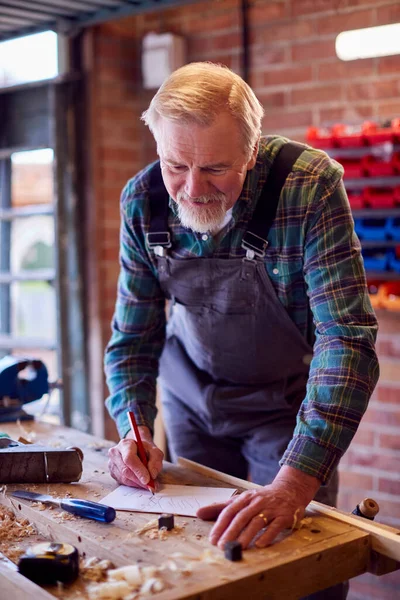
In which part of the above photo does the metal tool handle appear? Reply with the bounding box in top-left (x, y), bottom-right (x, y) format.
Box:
top-left (60, 499), bottom-right (116, 523)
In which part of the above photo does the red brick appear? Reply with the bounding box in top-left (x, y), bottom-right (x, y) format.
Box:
top-left (377, 3), bottom-right (400, 25)
top-left (378, 478), bottom-right (400, 496)
top-left (249, 1), bottom-right (288, 23)
top-left (100, 147), bottom-right (140, 165)
top-left (257, 91), bottom-right (286, 108)
top-left (377, 337), bottom-right (400, 359)
top-left (292, 40), bottom-right (337, 62)
top-left (346, 449), bottom-right (400, 474)
top-left (374, 78), bottom-right (400, 100)
top-left (346, 82), bottom-right (376, 102)
top-left (292, 0), bottom-right (334, 17)
top-left (261, 65), bottom-right (313, 87)
top-left (251, 19), bottom-right (314, 45)
top-left (373, 498), bottom-right (400, 521)
top-left (378, 55), bottom-right (400, 76)
top-left (291, 83), bottom-right (343, 106)
top-left (262, 109), bottom-right (313, 132)
top-left (318, 104), bottom-right (377, 124)
top-left (185, 11), bottom-right (239, 33)
top-left (251, 45), bottom-right (288, 68)
top-left (376, 386), bottom-right (400, 405)
top-left (101, 247), bottom-right (120, 262)
top-left (338, 470), bottom-right (374, 490)
top-left (378, 99), bottom-right (400, 119)
top-left (317, 58), bottom-right (375, 81)
top-left (379, 433), bottom-right (400, 451)
top-left (315, 9), bottom-right (374, 36)
top-left (210, 32), bottom-right (241, 52)
top-left (351, 427), bottom-right (375, 447)
top-left (363, 407), bottom-right (400, 426)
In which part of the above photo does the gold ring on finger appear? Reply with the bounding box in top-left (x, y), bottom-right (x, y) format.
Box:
top-left (258, 512), bottom-right (268, 526)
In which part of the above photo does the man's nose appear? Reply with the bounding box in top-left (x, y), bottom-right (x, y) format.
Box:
top-left (185, 169), bottom-right (209, 198)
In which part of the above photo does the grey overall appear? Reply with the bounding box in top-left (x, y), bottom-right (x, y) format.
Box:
top-left (149, 149), bottom-right (348, 599)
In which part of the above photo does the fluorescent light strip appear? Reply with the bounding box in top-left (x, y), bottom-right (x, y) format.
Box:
top-left (336, 23), bottom-right (400, 61)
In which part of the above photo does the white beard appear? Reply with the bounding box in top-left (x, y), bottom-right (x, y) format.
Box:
top-left (176, 191), bottom-right (228, 233)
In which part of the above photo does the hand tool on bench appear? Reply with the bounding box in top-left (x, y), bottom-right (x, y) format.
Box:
top-left (18, 542), bottom-right (80, 585)
top-left (0, 436), bottom-right (83, 483)
top-left (0, 355), bottom-right (61, 423)
top-left (10, 490), bottom-right (116, 523)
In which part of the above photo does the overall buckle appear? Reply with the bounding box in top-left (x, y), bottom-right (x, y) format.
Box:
top-left (146, 232), bottom-right (171, 250)
top-left (241, 231), bottom-right (268, 259)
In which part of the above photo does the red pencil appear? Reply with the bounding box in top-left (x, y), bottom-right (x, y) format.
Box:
top-left (127, 411), bottom-right (156, 495)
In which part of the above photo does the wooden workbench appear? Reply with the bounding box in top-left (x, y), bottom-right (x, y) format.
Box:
top-left (0, 421), bottom-right (399, 600)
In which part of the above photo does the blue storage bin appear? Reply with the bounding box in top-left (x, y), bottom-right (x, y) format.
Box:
top-left (388, 250), bottom-right (400, 273)
top-left (386, 217), bottom-right (400, 241)
top-left (361, 247), bottom-right (389, 271)
top-left (355, 218), bottom-right (388, 241)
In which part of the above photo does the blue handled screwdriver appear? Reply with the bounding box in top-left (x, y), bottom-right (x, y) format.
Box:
top-left (10, 490), bottom-right (116, 523)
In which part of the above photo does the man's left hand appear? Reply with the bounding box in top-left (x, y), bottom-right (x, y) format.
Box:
top-left (196, 466), bottom-right (321, 549)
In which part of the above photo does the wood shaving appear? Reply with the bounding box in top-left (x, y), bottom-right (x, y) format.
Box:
top-left (135, 519), bottom-right (186, 540)
top-left (31, 501), bottom-right (47, 511)
top-left (140, 577), bottom-right (165, 595)
top-left (81, 557), bottom-right (115, 582)
top-left (292, 513), bottom-right (313, 531)
top-left (88, 563), bottom-right (166, 599)
top-left (87, 580), bottom-right (131, 599)
top-left (56, 511), bottom-right (77, 521)
top-left (0, 507), bottom-right (36, 543)
top-left (16, 420), bottom-right (36, 442)
top-left (135, 519), bottom-right (158, 535)
top-left (292, 508), bottom-right (301, 530)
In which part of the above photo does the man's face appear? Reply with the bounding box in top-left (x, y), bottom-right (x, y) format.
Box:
top-left (157, 112), bottom-right (257, 233)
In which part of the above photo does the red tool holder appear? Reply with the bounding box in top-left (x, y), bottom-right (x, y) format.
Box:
top-left (307, 118), bottom-right (400, 284)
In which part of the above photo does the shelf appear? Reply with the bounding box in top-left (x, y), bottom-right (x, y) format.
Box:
top-left (360, 240), bottom-right (400, 248)
top-left (365, 271), bottom-right (400, 280)
top-left (352, 209), bottom-right (400, 218)
top-left (326, 144), bottom-right (400, 159)
top-left (344, 176), bottom-right (400, 189)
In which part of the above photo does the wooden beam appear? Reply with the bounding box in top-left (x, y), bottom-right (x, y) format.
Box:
top-left (0, 552), bottom-right (56, 600)
top-left (177, 457), bottom-right (400, 562)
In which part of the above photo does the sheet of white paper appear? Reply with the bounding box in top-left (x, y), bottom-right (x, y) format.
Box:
top-left (101, 484), bottom-right (237, 517)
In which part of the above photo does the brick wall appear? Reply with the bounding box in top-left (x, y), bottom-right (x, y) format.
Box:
top-left (84, 2), bottom-right (400, 596)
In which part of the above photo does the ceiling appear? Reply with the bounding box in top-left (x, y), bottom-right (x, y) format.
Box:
top-left (0, 0), bottom-right (200, 42)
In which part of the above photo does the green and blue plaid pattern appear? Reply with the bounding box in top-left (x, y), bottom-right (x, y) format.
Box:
top-left (104, 135), bottom-right (379, 484)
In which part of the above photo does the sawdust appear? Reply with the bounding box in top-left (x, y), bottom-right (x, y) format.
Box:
top-left (87, 441), bottom-right (112, 451)
top-left (0, 506), bottom-right (36, 564)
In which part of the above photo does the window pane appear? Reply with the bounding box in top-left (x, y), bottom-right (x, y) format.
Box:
top-left (11, 216), bottom-right (55, 273)
top-left (0, 31), bottom-right (58, 88)
top-left (10, 281), bottom-right (57, 341)
top-left (11, 149), bottom-right (54, 207)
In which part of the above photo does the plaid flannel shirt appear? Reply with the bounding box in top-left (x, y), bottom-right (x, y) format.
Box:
top-left (104, 135), bottom-right (379, 484)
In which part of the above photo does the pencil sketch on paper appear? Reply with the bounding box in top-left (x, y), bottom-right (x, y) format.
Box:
top-left (101, 484), bottom-right (237, 517)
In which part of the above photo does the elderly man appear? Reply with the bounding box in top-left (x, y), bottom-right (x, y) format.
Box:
top-left (105, 62), bottom-right (379, 598)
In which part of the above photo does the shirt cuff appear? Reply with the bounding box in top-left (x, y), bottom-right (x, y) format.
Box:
top-left (114, 406), bottom-right (156, 440)
top-left (279, 435), bottom-right (342, 485)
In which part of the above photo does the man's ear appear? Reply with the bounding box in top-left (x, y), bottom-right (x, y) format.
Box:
top-left (247, 138), bottom-right (259, 170)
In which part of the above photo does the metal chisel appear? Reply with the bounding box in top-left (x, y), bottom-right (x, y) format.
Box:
top-left (10, 490), bottom-right (116, 523)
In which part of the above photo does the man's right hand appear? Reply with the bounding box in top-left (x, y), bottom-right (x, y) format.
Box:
top-left (107, 426), bottom-right (164, 489)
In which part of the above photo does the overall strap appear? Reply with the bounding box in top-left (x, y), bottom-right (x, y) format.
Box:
top-left (147, 142), bottom-right (306, 256)
top-left (146, 161), bottom-right (171, 254)
top-left (241, 141), bottom-right (305, 259)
